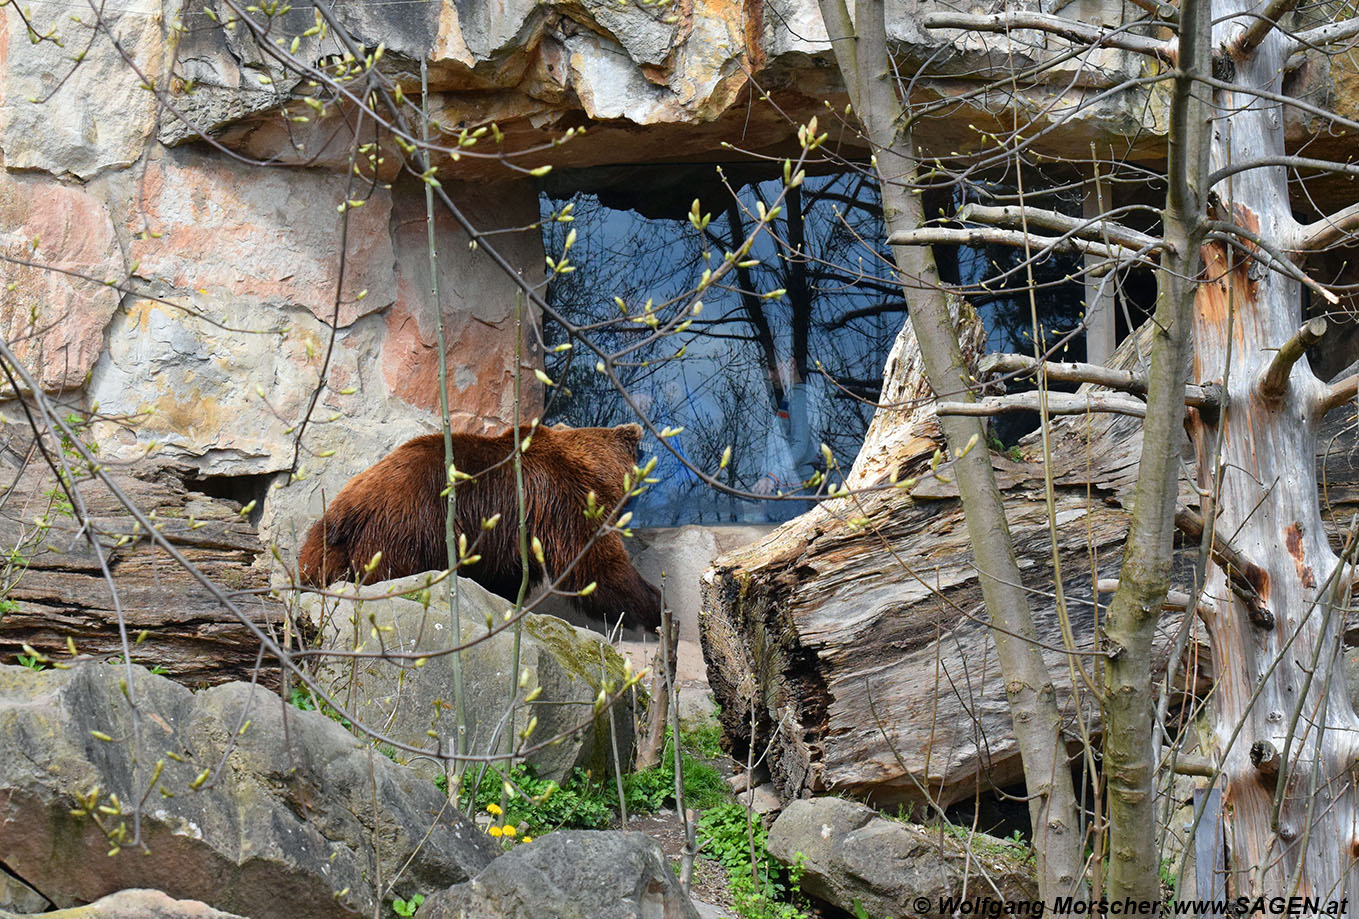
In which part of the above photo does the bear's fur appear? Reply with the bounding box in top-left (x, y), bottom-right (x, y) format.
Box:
top-left (298, 423), bottom-right (662, 631)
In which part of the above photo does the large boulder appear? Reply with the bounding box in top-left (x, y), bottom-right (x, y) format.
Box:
top-left (302, 573), bottom-right (638, 784)
top-left (0, 889), bottom-right (247, 919)
top-left (0, 662), bottom-right (497, 918)
top-left (416, 831), bottom-right (701, 919)
top-left (766, 797), bottom-right (1037, 919)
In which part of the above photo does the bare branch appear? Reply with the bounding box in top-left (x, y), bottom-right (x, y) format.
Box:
top-left (1232, 0), bottom-right (1302, 57)
top-left (1250, 739), bottom-right (1282, 786)
top-left (1205, 222), bottom-right (1340, 305)
top-left (1289, 202), bottom-right (1359, 253)
top-left (920, 11), bottom-right (1177, 60)
top-left (936, 392), bottom-right (1149, 418)
top-left (957, 204), bottom-right (1161, 251)
top-left (1259, 317), bottom-right (1327, 401)
top-left (886, 226), bottom-right (1144, 265)
top-left (1096, 579), bottom-right (1191, 610)
top-left (1287, 16), bottom-right (1359, 55)
top-left (1174, 510), bottom-right (1275, 629)
top-left (1172, 757), bottom-right (1219, 778)
top-left (1320, 374), bottom-right (1358, 416)
top-left (979, 353), bottom-right (1221, 408)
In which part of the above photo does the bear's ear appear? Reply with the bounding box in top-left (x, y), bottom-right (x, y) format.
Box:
top-left (614, 423), bottom-right (643, 452)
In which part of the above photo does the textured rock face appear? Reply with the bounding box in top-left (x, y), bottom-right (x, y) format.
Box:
top-left (114, 148), bottom-right (399, 328)
top-left (0, 457), bottom-right (283, 688)
top-left (88, 296), bottom-right (388, 475)
top-left (383, 181), bottom-right (544, 424)
top-left (766, 798), bottom-right (1037, 919)
top-left (0, 662), bottom-right (498, 918)
top-left (302, 573), bottom-right (637, 784)
top-left (0, 172), bottom-right (122, 392)
top-left (0, 1), bottom-right (168, 178)
top-left (416, 831), bottom-right (702, 919)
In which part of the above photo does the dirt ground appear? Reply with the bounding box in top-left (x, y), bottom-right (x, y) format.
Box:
top-left (627, 810), bottom-right (737, 913)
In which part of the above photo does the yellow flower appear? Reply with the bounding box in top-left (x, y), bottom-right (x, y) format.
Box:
top-left (486, 803), bottom-right (502, 816)
top-left (487, 825), bottom-right (503, 837)
top-left (521, 836), bottom-right (532, 844)
top-left (503, 825), bottom-right (517, 838)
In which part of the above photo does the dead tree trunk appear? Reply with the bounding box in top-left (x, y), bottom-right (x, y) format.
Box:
top-left (767, 0), bottom-right (1359, 893)
top-left (702, 310), bottom-right (1359, 828)
top-left (1183, 2), bottom-right (1359, 890)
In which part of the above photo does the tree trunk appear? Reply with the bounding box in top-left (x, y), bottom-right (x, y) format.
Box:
top-left (814, 0), bottom-right (1090, 896)
top-left (1102, 0), bottom-right (1210, 896)
top-left (1188, 2), bottom-right (1359, 892)
top-left (704, 315), bottom-right (1183, 807)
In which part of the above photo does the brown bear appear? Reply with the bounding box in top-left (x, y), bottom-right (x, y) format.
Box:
top-left (298, 423), bottom-right (662, 631)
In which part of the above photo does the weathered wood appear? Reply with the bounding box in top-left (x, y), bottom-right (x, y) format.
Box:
top-left (979, 352), bottom-right (1221, 409)
top-left (1183, 0), bottom-right (1359, 883)
top-left (700, 324), bottom-right (1359, 810)
top-left (707, 318), bottom-right (1136, 806)
top-left (0, 443), bottom-right (285, 686)
top-left (937, 391), bottom-right (1149, 418)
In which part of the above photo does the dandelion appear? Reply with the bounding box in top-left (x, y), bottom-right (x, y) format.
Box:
top-left (486, 803), bottom-right (502, 816)
top-left (521, 836), bottom-right (532, 843)
top-left (503, 825), bottom-right (518, 838)
top-left (487, 825), bottom-right (503, 838)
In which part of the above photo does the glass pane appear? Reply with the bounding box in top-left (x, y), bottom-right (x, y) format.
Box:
top-left (541, 172), bottom-right (898, 525)
top-left (539, 171), bottom-right (1089, 524)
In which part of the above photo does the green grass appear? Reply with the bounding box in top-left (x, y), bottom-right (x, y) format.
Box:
top-left (434, 726), bottom-right (731, 837)
top-left (458, 763), bottom-right (616, 835)
top-left (287, 684), bottom-right (351, 729)
top-left (624, 726), bottom-right (729, 813)
top-left (421, 721), bottom-right (810, 919)
top-left (15, 653), bottom-right (45, 671)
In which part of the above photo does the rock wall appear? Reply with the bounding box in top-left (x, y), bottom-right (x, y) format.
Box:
top-left (0, 0), bottom-right (1355, 569)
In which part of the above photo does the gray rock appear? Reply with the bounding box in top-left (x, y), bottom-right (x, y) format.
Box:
top-left (690, 901), bottom-right (736, 919)
top-left (676, 685), bottom-right (719, 733)
top-left (303, 573), bottom-right (637, 784)
top-left (0, 889), bottom-right (247, 919)
top-left (629, 527), bottom-right (721, 644)
top-left (0, 662), bottom-right (497, 919)
top-left (0, 0), bottom-right (164, 177)
top-left (738, 783), bottom-right (782, 815)
top-left (161, 2), bottom-right (441, 148)
top-left (766, 797), bottom-right (1037, 919)
top-left (0, 872), bottom-right (49, 914)
top-left (417, 831), bottom-right (701, 919)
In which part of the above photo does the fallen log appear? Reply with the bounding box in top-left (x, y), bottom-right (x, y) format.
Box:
top-left (0, 439), bottom-right (285, 686)
top-left (701, 317), bottom-right (1359, 809)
